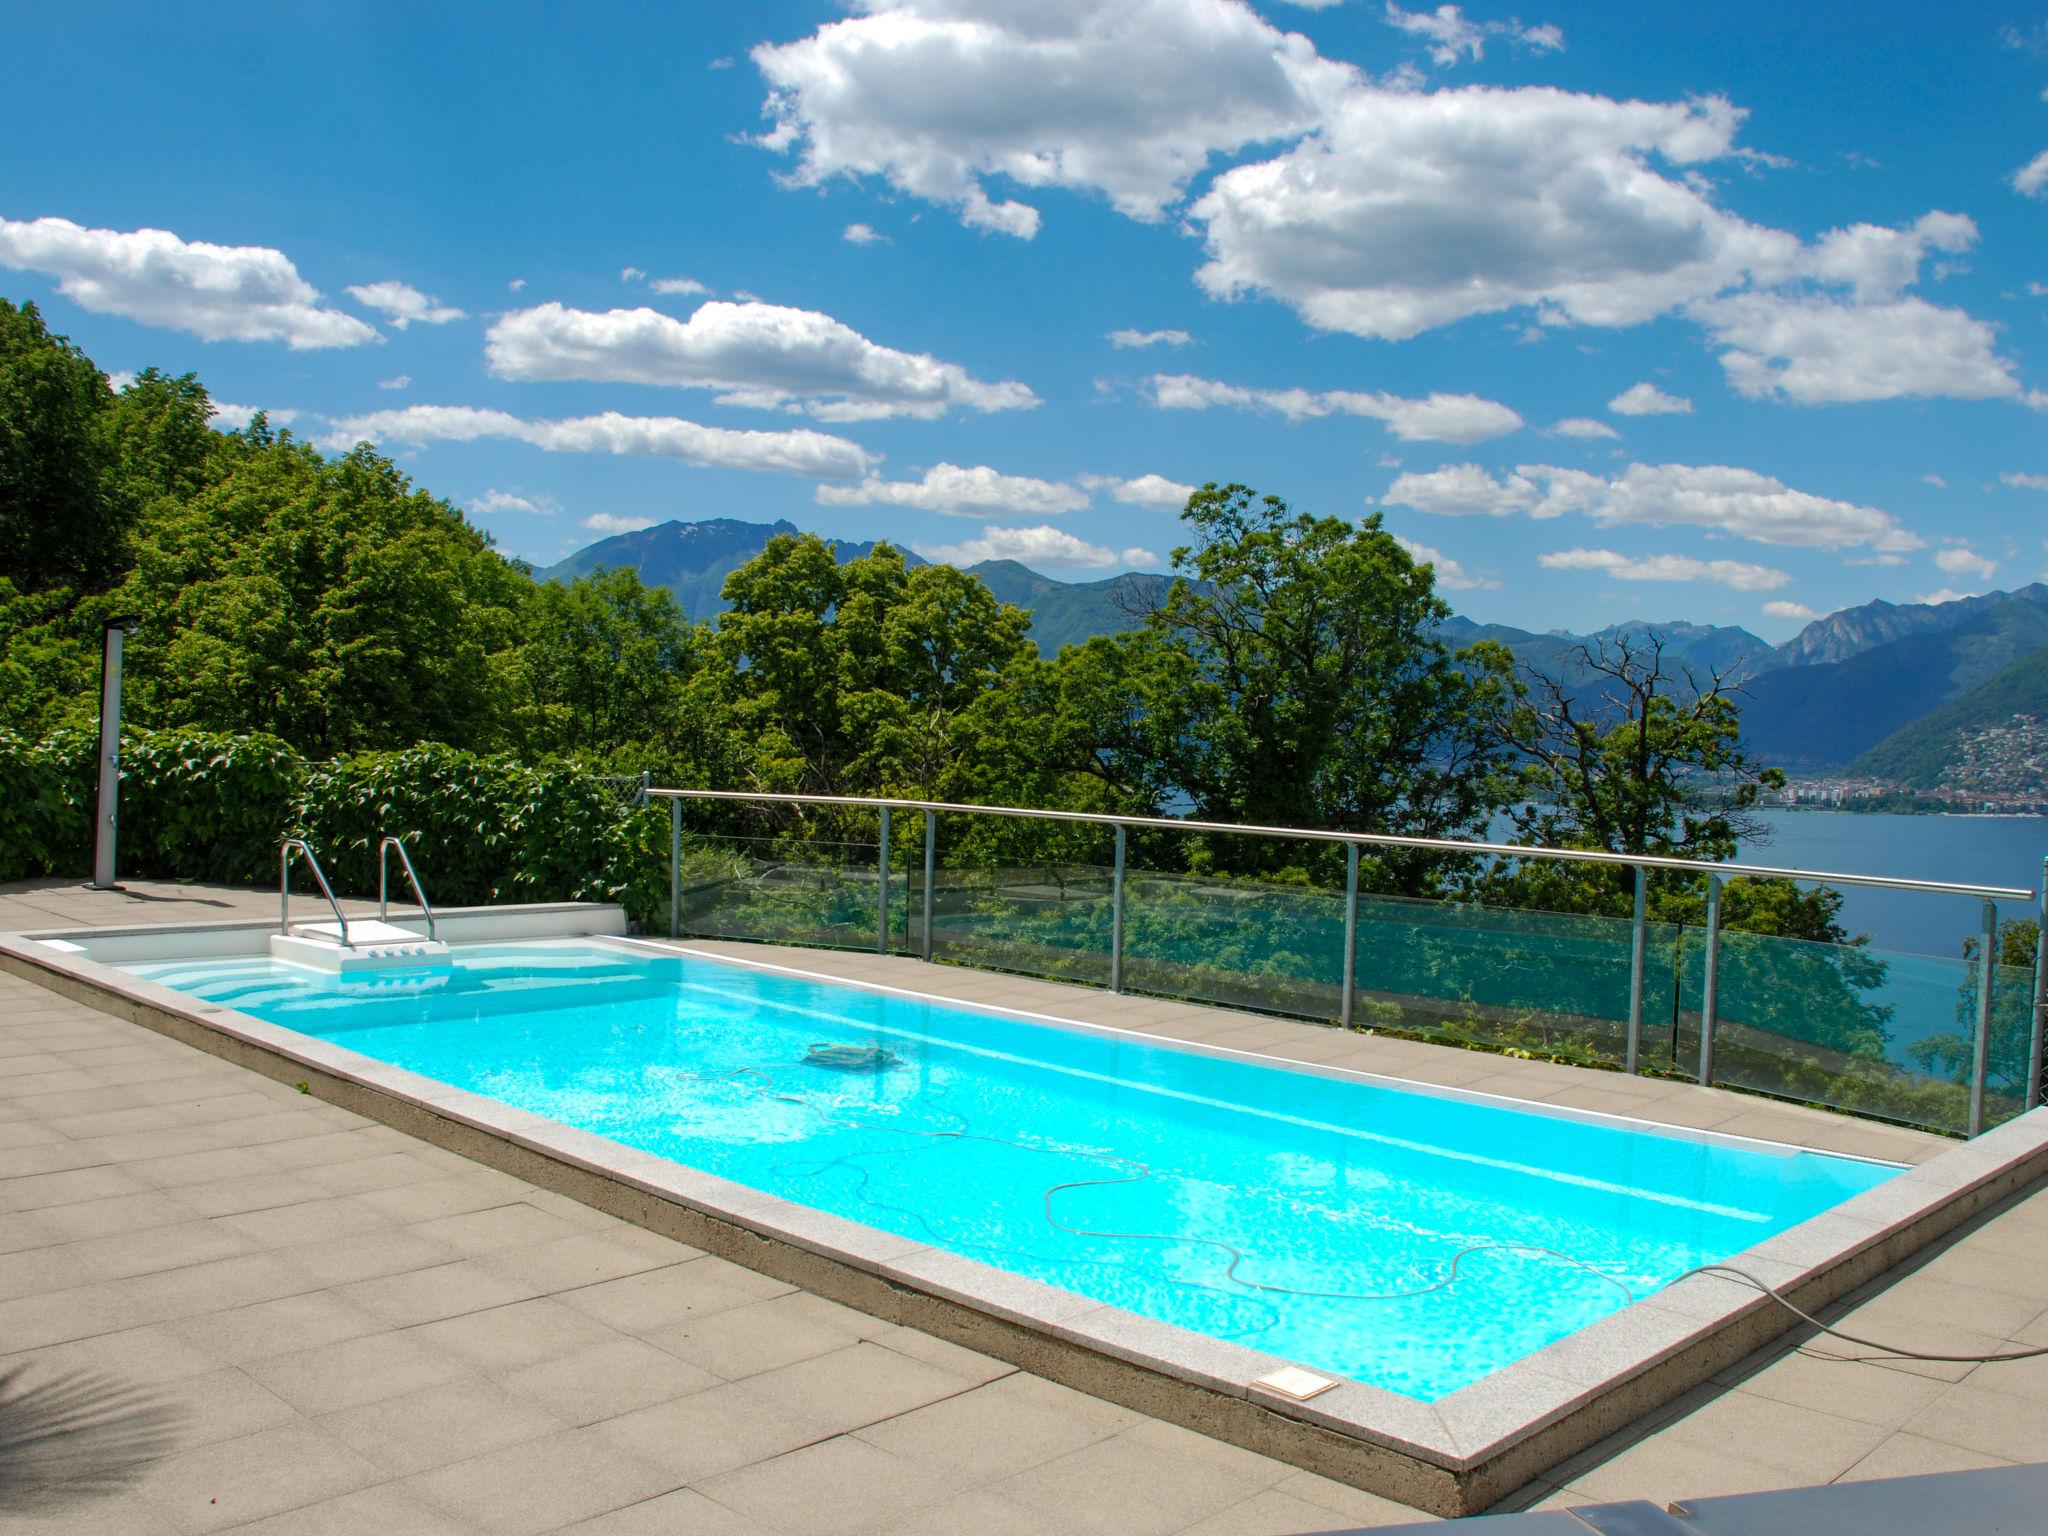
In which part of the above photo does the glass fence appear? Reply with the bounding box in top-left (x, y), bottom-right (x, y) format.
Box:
top-left (654, 794), bottom-right (2044, 1140)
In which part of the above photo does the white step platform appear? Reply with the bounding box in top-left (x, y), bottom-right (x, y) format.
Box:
top-left (270, 918), bottom-right (452, 973)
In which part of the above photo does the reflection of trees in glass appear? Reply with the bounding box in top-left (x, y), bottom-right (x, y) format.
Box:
top-left (1912, 917), bottom-right (2040, 1100)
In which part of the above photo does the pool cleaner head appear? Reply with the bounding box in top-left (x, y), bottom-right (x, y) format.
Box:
top-left (802, 1042), bottom-right (902, 1073)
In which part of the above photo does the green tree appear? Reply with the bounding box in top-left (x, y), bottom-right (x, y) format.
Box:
top-left (515, 567), bottom-right (702, 761)
top-left (0, 299), bottom-right (126, 592)
top-left (709, 535), bottom-right (1034, 797)
top-left (119, 436), bottom-right (529, 754)
top-left (1027, 486), bottom-right (1513, 867)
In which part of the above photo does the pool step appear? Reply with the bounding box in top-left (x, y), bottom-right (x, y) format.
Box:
top-left (270, 919), bottom-right (453, 973)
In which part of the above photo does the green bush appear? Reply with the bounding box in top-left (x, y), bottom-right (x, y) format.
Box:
top-left (0, 727), bottom-right (661, 922)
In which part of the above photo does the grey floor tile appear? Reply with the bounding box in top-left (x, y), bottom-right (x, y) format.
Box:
top-left (402, 1425), bottom-right (682, 1536)
top-left (504, 1335), bottom-right (720, 1426)
top-left (124, 1421), bottom-right (385, 1534)
top-left (317, 1375), bottom-right (571, 1476)
top-left (693, 1435), bottom-right (958, 1536)
top-left (243, 1330), bottom-right (477, 1416)
top-left (592, 1380), bottom-right (836, 1482)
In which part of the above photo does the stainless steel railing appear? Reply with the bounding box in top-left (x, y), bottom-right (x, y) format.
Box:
top-left (279, 839), bottom-right (352, 948)
top-left (649, 788), bottom-right (2048, 1134)
top-left (378, 836), bottom-right (437, 940)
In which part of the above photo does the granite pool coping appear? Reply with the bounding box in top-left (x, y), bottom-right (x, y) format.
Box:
top-left (4, 915), bottom-right (2044, 1517)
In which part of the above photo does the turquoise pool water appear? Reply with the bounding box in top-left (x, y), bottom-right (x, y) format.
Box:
top-left (125, 940), bottom-right (1897, 1400)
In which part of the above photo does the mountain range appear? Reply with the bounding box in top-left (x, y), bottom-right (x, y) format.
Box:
top-left (540, 520), bottom-right (2048, 787)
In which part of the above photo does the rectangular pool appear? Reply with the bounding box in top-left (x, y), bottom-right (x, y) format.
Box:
top-left (124, 938), bottom-right (1898, 1401)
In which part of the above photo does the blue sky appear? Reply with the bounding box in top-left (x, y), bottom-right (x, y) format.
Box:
top-left (3, 1), bottom-right (2046, 639)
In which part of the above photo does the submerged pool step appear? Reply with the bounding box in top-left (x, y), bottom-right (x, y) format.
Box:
top-left (271, 919), bottom-right (453, 975)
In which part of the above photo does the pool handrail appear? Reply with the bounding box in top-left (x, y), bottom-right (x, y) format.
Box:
top-left (378, 835), bottom-right (437, 941)
top-left (279, 838), bottom-right (352, 949)
top-left (648, 788), bottom-right (2048, 1135)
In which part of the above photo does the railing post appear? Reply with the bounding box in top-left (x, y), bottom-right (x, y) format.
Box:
top-left (1626, 865), bottom-right (1648, 1075)
top-left (2031, 858), bottom-right (2047, 1112)
top-left (921, 810), bottom-right (936, 963)
top-left (1697, 874), bottom-right (1722, 1086)
top-left (668, 798), bottom-right (682, 939)
top-left (878, 806), bottom-right (891, 955)
top-left (1110, 824), bottom-right (1127, 994)
top-left (1971, 897), bottom-right (1998, 1136)
top-left (1340, 842), bottom-right (1360, 1029)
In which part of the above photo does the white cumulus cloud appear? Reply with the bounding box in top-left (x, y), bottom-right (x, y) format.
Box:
top-left (377, 374), bottom-right (410, 390)
top-left (842, 223), bottom-right (887, 245)
top-left (2002, 472), bottom-right (2048, 491)
top-left (816, 463), bottom-right (1090, 519)
top-left (1382, 461), bottom-right (1921, 552)
top-left (1538, 547), bottom-right (1790, 591)
top-left (651, 276), bottom-right (709, 295)
top-left (1762, 599), bottom-right (1819, 620)
top-left (1108, 328), bottom-right (1195, 348)
top-left (1082, 473), bottom-right (1197, 511)
top-left (1392, 534), bottom-right (1497, 589)
top-left (469, 490), bottom-right (555, 517)
top-left (1551, 417), bottom-right (1620, 439)
top-left (1382, 4), bottom-right (1564, 67)
top-left (345, 280), bottom-right (464, 330)
top-left (484, 300), bottom-right (1037, 421)
top-left (1147, 373), bottom-right (1522, 443)
top-left (584, 513), bottom-right (656, 535)
top-left (0, 215), bottom-right (377, 348)
top-left (915, 525), bottom-right (1158, 571)
top-left (1608, 381), bottom-right (1692, 416)
top-left (751, 0), bottom-right (1354, 238)
top-left (208, 401), bottom-right (300, 431)
top-left (2014, 150), bottom-right (2048, 199)
top-left (1935, 544), bottom-right (1997, 581)
top-left (322, 404), bottom-right (874, 479)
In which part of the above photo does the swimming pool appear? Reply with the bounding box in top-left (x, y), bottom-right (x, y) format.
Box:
top-left (124, 938), bottom-right (1899, 1401)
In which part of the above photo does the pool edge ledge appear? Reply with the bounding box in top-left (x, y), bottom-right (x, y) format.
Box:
top-left (4, 926), bottom-right (2044, 1519)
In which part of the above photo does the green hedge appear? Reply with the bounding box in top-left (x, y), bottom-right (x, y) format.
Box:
top-left (0, 727), bottom-right (659, 920)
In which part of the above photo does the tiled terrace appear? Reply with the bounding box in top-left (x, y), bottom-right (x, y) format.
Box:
top-left (4, 881), bottom-right (2047, 1532)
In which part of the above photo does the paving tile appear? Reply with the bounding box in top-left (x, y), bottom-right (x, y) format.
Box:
top-left (1719, 1348), bottom-right (1950, 1428)
top-left (31, 1189), bottom-right (209, 1243)
top-left (0, 1321), bottom-right (223, 1386)
top-left (171, 1171), bottom-right (336, 1219)
top-left (317, 1375), bottom-right (570, 1476)
top-left (1177, 1486), bottom-right (1413, 1535)
top-left (649, 1290), bottom-right (872, 1381)
top-left (504, 1335), bottom-right (720, 1426)
top-left (0, 1137), bottom-right (114, 1178)
top-left (402, 1425), bottom-right (682, 1536)
top-left (695, 1434), bottom-right (958, 1536)
top-left (335, 1258), bottom-right (544, 1328)
top-left (559, 1258), bottom-right (790, 1336)
top-left (115, 1147), bottom-right (283, 1190)
top-left (592, 1380), bottom-right (836, 1482)
top-left (866, 1488), bottom-right (1066, 1536)
top-left (1271, 1468), bottom-right (1429, 1526)
top-left (354, 1171), bottom-right (539, 1225)
top-left (411, 1200), bottom-right (594, 1257)
top-left (557, 1486), bottom-right (786, 1534)
top-left (0, 1242), bottom-right (97, 1300)
top-left (1836, 1430), bottom-right (2016, 1482)
top-left (243, 1330), bottom-right (477, 1415)
top-left (149, 1364), bottom-right (302, 1450)
top-left (411, 1295), bottom-right (626, 1374)
top-left (276, 1227), bottom-right (464, 1289)
top-left (0, 1163), bottom-right (151, 1212)
top-left (476, 1225), bottom-right (688, 1294)
top-left (295, 1149), bottom-right (447, 1196)
top-left (990, 1427), bottom-right (1286, 1536)
top-left (124, 1421), bottom-right (384, 1534)
top-left (64, 1219), bottom-right (260, 1282)
top-left (854, 1373), bottom-right (1136, 1483)
top-left (1655, 1390), bottom-right (1889, 1479)
top-left (1898, 1380), bottom-right (2048, 1462)
top-left (161, 1289), bottom-right (389, 1366)
top-left (204, 1480), bottom-right (479, 1536)
top-left (743, 1341), bottom-right (985, 1435)
top-left (1559, 1435), bottom-right (1801, 1507)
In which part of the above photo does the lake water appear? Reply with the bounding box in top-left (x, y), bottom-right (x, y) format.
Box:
top-left (1739, 811), bottom-right (2046, 959)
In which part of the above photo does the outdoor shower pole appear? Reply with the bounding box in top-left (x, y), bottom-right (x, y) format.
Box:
top-left (1697, 874), bottom-right (1722, 1087)
top-left (668, 798), bottom-right (681, 939)
top-left (1340, 842), bottom-right (1360, 1030)
top-left (87, 617), bottom-right (138, 890)
top-left (1971, 897), bottom-right (1998, 1136)
top-left (1110, 824), bottom-right (1127, 994)
top-left (2030, 858), bottom-right (2047, 1112)
top-left (877, 806), bottom-right (891, 955)
top-left (921, 810), bottom-right (935, 964)
top-left (1625, 865), bottom-right (1648, 1074)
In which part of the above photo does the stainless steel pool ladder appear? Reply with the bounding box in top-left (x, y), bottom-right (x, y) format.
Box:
top-left (279, 839), bottom-right (353, 947)
top-left (378, 836), bottom-right (437, 940)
